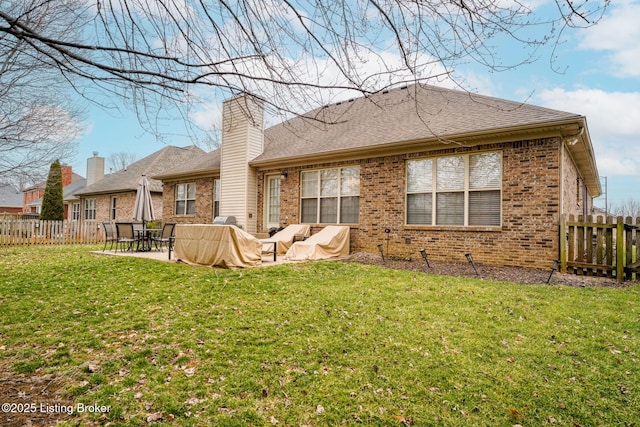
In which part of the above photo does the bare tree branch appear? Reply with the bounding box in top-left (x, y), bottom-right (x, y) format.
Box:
top-left (0, 0), bottom-right (609, 180)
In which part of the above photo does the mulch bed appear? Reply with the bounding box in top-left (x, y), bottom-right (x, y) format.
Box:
top-left (345, 252), bottom-right (633, 288)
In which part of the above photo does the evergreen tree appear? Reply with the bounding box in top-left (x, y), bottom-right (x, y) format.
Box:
top-left (40, 160), bottom-right (64, 221)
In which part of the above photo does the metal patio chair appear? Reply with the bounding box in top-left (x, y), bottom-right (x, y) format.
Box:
top-left (151, 222), bottom-right (176, 252)
top-left (115, 222), bottom-right (139, 252)
top-left (102, 222), bottom-right (117, 252)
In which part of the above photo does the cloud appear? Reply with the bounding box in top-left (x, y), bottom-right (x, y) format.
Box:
top-left (577, 0), bottom-right (640, 77)
top-left (536, 88), bottom-right (640, 177)
top-left (190, 101), bottom-right (223, 130)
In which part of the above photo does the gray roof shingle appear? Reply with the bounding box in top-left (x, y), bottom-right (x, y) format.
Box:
top-left (150, 84), bottom-right (598, 195)
top-left (0, 184), bottom-right (22, 208)
top-left (153, 149), bottom-right (221, 179)
top-left (253, 84), bottom-right (580, 164)
top-left (74, 145), bottom-right (205, 196)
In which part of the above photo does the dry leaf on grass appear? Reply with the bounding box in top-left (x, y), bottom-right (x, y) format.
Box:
top-left (392, 414), bottom-right (412, 426)
top-left (146, 412), bottom-right (162, 423)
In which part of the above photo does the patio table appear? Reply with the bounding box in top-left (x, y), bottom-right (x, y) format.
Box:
top-left (135, 228), bottom-right (161, 252)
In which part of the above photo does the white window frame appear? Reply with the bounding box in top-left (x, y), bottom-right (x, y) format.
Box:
top-left (110, 196), bottom-right (117, 221)
top-left (406, 152), bottom-right (502, 227)
top-left (72, 202), bottom-right (81, 221)
top-left (300, 166), bottom-right (360, 224)
top-left (175, 183), bottom-right (196, 216)
top-left (84, 198), bottom-right (96, 220)
top-left (264, 175), bottom-right (281, 228)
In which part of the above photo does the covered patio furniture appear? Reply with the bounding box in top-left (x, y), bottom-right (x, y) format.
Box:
top-left (102, 222), bottom-right (116, 252)
top-left (284, 225), bottom-right (350, 261)
top-left (173, 224), bottom-right (262, 269)
top-left (115, 222), bottom-right (140, 252)
top-left (152, 223), bottom-right (176, 252)
top-left (260, 224), bottom-right (310, 255)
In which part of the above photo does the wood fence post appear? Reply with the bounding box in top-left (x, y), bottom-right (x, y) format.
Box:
top-left (559, 215), bottom-right (567, 273)
top-left (568, 214), bottom-right (575, 274)
top-left (596, 216), bottom-right (604, 269)
top-left (585, 214), bottom-right (593, 265)
top-left (606, 216), bottom-right (614, 276)
top-left (626, 216), bottom-right (634, 281)
top-left (616, 216), bottom-right (624, 282)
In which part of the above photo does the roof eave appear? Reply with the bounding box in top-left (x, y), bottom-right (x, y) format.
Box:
top-left (564, 118), bottom-right (601, 197)
top-left (152, 168), bottom-right (220, 181)
top-left (73, 188), bottom-right (158, 197)
top-left (251, 119), bottom-right (587, 170)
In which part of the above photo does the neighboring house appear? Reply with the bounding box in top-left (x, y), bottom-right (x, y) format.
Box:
top-left (73, 146), bottom-right (205, 223)
top-left (63, 178), bottom-right (89, 221)
top-left (154, 84), bottom-right (601, 269)
top-left (0, 183), bottom-right (23, 214)
top-left (28, 177), bottom-right (88, 220)
top-left (22, 165), bottom-right (85, 219)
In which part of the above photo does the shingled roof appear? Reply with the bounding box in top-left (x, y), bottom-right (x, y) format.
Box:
top-left (75, 145), bottom-right (205, 196)
top-left (152, 84), bottom-right (599, 195)
top-left (29, 178), bottom-right (88, 206)
top-left (250, 83), bottom-right (599, 195)
top-left (252, 83), bottom-right (583, 166)
top-left (153, 149), bottom-right (221, 180)
top-left (0, 184), bottom-right (22, 209)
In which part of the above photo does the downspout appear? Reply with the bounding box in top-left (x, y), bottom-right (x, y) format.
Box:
top-left (558, 137), bottom-right (564, 219)
top-left (557, 125), bottom-right (584, 220)
top-left (582, 179), bottom-right (589, 217)
top-left (558, 138), bottom-right (565, 268)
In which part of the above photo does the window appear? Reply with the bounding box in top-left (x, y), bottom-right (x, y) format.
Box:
top-left (406, 152), bottom-right (501, 226)
top-left (84, 198), bottom-right (96, 220)
top-left (213, 179), bottom-right (220, 219)
top-left (175, 183), bottom-right (196, 215)
top-left (110, 197), bottom-right (117, 221)
top-left (265, 176), bottom-right (280, 227)
top-left (301, 166), bottom-right (359, 224)
top-left (72, 203), bottom-right (80, 221)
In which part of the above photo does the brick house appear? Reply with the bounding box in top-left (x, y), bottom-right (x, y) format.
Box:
top-left (154, 84), bottom-right (601, 269)
top-left (22, 165), bottom-right (85, 219)
top-left (28, 177), bottom-right (88, 220)
top-left (0, 183), bottom-right (23, 214)
top-left (73, 146), bottom-right (205, 224)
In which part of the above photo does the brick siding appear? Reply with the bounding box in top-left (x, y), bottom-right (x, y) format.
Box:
top-left (161, 178), bottom-right (216, 224)
top-left (81, 192), bottom-right (162, 224)
top-left (256, 137), bottom-right (579, 269)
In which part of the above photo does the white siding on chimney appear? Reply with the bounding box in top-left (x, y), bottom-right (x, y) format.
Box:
top-left (86, 155), bottom-right (105, 187)
top-left (219, 95), bottom-right (264, 234)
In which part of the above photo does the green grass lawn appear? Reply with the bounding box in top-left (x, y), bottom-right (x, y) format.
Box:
top-left (1, 245), bottom-right (639, 426)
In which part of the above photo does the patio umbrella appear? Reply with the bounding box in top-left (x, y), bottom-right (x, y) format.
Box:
top-left (132, 175), bottom-right (156, 228)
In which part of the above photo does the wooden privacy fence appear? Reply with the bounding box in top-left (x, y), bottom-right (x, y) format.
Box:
top-left (560, 215), bottom-right (639, 282)
top-left (0, 220), bottom-right (101, 246)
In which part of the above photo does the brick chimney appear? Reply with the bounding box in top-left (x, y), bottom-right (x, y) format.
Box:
top-left (61, 165), bottom-right (73, 187)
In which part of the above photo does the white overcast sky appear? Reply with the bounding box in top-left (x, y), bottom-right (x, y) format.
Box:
top-left (73, 0), bottom-right (639, 209)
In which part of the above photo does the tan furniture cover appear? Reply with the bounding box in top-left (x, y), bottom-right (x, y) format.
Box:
top-left (284, 225), bottom-right (350, 261)
top-left (260, 224), bottom-right (311, 255)
top-left (174, 224), bottom-right (262, 269)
